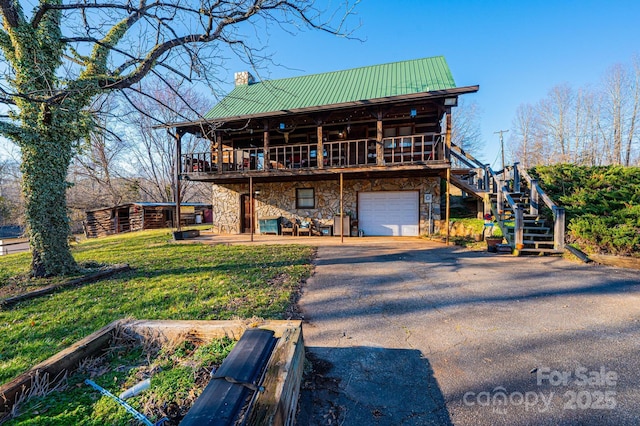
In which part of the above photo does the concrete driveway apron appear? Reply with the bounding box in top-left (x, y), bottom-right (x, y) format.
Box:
top-left (297, 239), bottom-right (640, 426)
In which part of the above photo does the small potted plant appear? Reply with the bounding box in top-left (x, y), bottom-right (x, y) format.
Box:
top-left (485, 227), bottom-right (504, 253)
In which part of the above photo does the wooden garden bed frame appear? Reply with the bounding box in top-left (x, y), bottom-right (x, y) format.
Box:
top-left (0, 319), bottom-right (304, 425)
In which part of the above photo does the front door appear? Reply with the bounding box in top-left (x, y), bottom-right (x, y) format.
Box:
top-left (240, 194), bottom-right (254, 233)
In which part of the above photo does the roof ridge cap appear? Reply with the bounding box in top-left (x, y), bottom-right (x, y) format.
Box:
top-left (246, 55), bottom-right (447, 86)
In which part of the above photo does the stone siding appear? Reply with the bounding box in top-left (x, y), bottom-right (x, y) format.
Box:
top-left (211, 177), bottom-right (442, 235)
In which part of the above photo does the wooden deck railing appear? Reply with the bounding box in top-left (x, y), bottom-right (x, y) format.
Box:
top-left (181, 133), bottom-right (443, 174)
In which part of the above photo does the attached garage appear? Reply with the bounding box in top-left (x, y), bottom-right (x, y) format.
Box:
top-left (358, 191), bottom-right (420, 236)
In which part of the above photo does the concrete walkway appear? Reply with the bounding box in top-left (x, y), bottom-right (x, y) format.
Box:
top-left (296, 240), bottom-right (640, 425)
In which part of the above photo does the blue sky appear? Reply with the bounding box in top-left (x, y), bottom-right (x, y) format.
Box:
top-left (222, 0), bottom-right (640, 167)
top-left (2, 1), bottom-right (639, 167)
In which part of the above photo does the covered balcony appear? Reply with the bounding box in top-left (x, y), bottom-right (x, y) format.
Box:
top-left (181, 133), bottom-right (445, 181)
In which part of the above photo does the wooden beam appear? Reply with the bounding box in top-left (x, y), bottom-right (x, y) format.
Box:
top-left (340, 172), bottom-right (344, 243)
top-left (1, 265), bottom-right (130, 308)
top-left (250, 177), bottom-right (254, 242)
top-left (376, 113), bottom-right (384, 166)
top-left (216, 132), bottom-right (223, 174)
top-left (248, 325), bottom-right (304, 426)
top-left (445, 110), bottom-right (452, 161)
top-left (316, 123), bottom-right (324, 169)
top-left (263, 122), bottom-right (270, 169)
top-left (174, 129), bottom-right (183, 231)
top-left (445, 167), bottom-right (451, 245)
top-left (0, 321), bottom-right (122, 421)
top-left (0, 320), bottom-right (304, 425)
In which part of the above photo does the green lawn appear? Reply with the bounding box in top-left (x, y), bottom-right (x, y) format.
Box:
top-left (0, 229), bottom-right (314, 386)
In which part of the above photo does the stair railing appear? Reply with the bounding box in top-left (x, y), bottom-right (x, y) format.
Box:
top-left (449, 145), bottom-right (538, 251)
top-left (450, 143), bottom-right (489, 192)
top-left (516, 164), bottom-right (565, 251)
top-left (494, 177), bottom-right (523, 247)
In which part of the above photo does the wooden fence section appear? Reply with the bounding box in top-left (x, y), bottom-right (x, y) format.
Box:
top-left (0, 238), bottom-right (29, 256)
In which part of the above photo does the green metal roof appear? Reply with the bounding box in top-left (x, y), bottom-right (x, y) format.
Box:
top-left (204, 56), bottom-right (457, 121)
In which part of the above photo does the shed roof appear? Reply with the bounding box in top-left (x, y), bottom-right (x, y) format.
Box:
top-left (204, 56), bottom-right (462, 121)
top-left (86, 202), bottom-right (211, 213)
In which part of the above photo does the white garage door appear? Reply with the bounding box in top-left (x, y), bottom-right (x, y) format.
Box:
top-left (358, 191), bottom-right (419, 236)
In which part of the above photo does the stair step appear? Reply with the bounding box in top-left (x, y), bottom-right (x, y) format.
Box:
top-left (523, 226), bottom-right (550, 232)
top-left (523, 233), bottom-right (553, 238)
top-left (507, 229), bottom-right (551, 234)
top-left (523, 240), bottom-right (556, 247)
top-left (518, 248), bottom-right (564, 255)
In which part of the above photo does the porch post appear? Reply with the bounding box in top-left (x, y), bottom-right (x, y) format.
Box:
top-left (445, 168), bottom-right (451, 245)
top-left (216, 131), bottom-right (223, 174)
top-left (485, 164), bottom-right (491, 192)
top-left (376, 113), bottom-right (384, 166)
top-left (173, 128), bottom-right (182, 232)
top-left (530, 179), bottom-right (539, 215)
top-left (497, 177), bottom-right (504, 218)
top-left (514, 206), bottom-right (524, 253)
top-left (444, 110), bottom-right (452, 245)
top-left (445, 110), bottom-right (452, 161)
top-left (317, 123), bottom-right (324, 169)
top-left (263, 122), bottom-right (270, 169)
top-left (554, 207), bottom-right (565, 251)
top-left (340, 172), bottom-right (344, 243)
top-left (249, 176), bottom-right (254, 242)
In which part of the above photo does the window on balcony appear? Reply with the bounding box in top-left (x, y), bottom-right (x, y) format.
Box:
top-left (296, 188), bottom-right (315, 209)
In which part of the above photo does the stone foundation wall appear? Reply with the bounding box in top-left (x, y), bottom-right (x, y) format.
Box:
top-left (211, 177), bottom-right (442, 235)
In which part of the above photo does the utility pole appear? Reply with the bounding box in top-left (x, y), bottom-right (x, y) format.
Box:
top-left (494, 129), bottom-right (509, 171)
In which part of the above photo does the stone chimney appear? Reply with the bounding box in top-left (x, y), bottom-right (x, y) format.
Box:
top-left (234, 71), bottom-right (255, 86)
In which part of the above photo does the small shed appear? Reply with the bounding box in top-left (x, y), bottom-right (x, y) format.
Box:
top-left (84, 202), bottom-right (212, 238)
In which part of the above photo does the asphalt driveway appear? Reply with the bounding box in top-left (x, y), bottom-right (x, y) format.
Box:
top-left (296, 240), bottom-right (640, 425)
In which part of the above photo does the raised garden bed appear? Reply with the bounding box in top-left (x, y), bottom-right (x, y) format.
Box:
top-left (0, 319), bottom-right (304, 425)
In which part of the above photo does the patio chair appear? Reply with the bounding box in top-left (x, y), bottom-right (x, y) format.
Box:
top-left (297, 218), bottom-right (312, 236)
top-left (281, 218), bottom-right (297, 236)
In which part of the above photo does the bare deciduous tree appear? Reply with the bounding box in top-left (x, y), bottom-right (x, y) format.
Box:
top-left (125, 79), bottom-right (212, 204)
top-left (537, 83), bottom-right (574, 163)
top-left (624, 55), bottom-right (640, 166)
top-left (510, 103), bottom-right (543, 168)
top-left (510, 55), bottom-right (640, 168)
top-left (451, 98), bottom-right (484, 157)
top-left (70, 94), bottom-right (133, 208)
top-left (0, 0), bottom-right (357, 277)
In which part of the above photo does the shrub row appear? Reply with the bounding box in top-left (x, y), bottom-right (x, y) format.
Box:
top-left (530, 164), bottom-right (640, 256)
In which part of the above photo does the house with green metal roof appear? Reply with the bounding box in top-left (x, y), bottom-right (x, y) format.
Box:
top-left (170, 56), bottom-right (479, 237)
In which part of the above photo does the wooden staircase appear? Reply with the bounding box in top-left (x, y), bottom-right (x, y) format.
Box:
top-left (450, 145), bottom-right (565, 256)
top-left (490, 188), bottom-right (563, 255)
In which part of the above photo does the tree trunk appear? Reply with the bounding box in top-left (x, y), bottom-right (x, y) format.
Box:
top-left (21, 129), bottom-right (78, 277)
